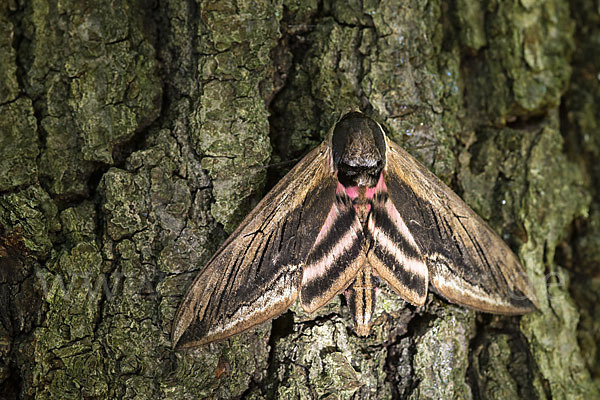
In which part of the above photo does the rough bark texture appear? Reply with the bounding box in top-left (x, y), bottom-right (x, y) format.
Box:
top-left (1, 0), bottom-right (599, 399)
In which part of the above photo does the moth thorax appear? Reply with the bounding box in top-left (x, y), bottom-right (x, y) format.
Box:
top-left (332, 112), bottom-right (386, 188)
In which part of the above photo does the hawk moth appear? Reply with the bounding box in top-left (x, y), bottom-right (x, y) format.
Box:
top-left (172, 112), bottom-right (538, 348)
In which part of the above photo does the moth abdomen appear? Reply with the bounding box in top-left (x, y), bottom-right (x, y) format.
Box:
top-left (345, 266), bottom-right (377, 337)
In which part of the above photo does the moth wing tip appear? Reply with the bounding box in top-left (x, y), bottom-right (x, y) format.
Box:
top-left (412, 293), bottom-right (427, 307)
top-left (172, 329), bottom-right (211, 349)
top-left (299, 299), bottom-right (319, 314)
top-left (507, 278), bottom-right (540, 314)
top-left (174, 340), bottom-right (199, 350)
top-left (170, 327), bottom-right (186, 350)
top-left (514, 295), bottom-right (540, 315)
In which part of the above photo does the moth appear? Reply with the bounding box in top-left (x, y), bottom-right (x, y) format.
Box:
top-left (172, 112), bottom-right (538, 348)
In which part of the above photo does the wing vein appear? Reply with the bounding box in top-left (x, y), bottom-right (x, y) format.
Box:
top-left (255, 229), bottom-right (276, 278)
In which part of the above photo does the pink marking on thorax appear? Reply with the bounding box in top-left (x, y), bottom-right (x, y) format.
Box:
top-left (338, 172), bottom-right (387, 201)
top-left (340, 183), bottom-right (359, 199)
top-left (376, 172), bottom-right (387, 190)
top-left (363, 172), bottom-right (387, 199)
top-left (365, 186), bottom-right (377, 199)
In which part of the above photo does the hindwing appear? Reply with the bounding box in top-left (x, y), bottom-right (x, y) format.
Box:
top-left (300, 190), bottom-right (366, 312)
top-left (367, 189), bottom-right (429, 306)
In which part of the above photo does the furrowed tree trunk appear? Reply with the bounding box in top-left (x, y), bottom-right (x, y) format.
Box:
top-left (1, 0), bottom-right (599, 399)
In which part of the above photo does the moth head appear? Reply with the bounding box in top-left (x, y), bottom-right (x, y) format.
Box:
top-left (331, 112), bottom-right (387, 188)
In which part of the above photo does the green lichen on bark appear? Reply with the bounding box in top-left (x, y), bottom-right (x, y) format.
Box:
top-left (270, 8), bottom-right (370, 164)
top-left (20, 198), bottom-right (108, 399)
top-left (458, 113), bottom-right (596, 398)
top-left (267, 298), bottom-right (392, 399)
top-left (0, 185), bottom-right (59, 257)
top-left (0, 5), bottom-right (19, 104)
top-left (0, 11), bottom-right (39, 192)
top-left (189, 0), bottom-right (282, 233)
top-left (410, 307), bottom-right (475, 400)
top-left (32, 242), bottom-right (107, 399)
top-left (168, 324), bottom-right (271, 399)
top-left (454, 1), bottom-right (596, 395)
top-left (1, 0), bottom-right (163, 398)
top-left (21, 0), bottom-right (162, 197)
top-left (518, 118), bottom-right (595, 399)
top-left (470, 331), bottom-right (541, 399)
top-left (462, 0), bottom-right (574, 123)
top-left (562, 0), bottom-right (600, 383)
top-left (365, 0), bottom-right (460, 184)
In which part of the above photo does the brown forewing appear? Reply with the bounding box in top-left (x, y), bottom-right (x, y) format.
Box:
top-left (172, 142), bottom-right (337, 347)
top-left (383, 139), bottom-right (538, 314)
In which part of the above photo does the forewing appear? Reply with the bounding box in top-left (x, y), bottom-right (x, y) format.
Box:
top-left (172, 143), bottom-right (337, 347)
top-left (384, 140), bottom-right (538, 314)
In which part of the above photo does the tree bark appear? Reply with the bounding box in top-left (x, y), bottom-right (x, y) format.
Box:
top-left (1, 0), bottom-right (599, 399)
